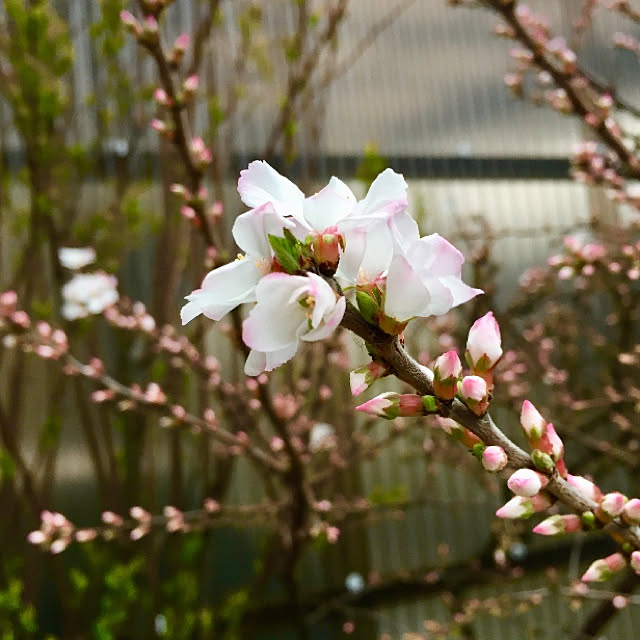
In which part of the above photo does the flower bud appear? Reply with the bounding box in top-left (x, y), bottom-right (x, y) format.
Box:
top-left (495, 493), bottom-right (552, 519)
top-left (120, 10), bottom-right (141, 35)
top-left (311, 229), bottom-right (342, 272)
top-left (533, 514), bottom-right (581, 536)
top-left (183, 74), bottom-right (199, 96)
top-left (482, 446), bottom-right (508, 472)
top-left (631, 551), bottom-right (640, 575)
top-left (349, 360), bottom-right (388, 397)
top-left (598, 492), bottom-right (628, 519)
top-left (433, 351), bottom-right (462, 401)
top-left (622, 498), bottom-right (640, 524)
top-left (531, 449), bottom-right (555, 473)
top-left (459, 375), bottom-right (489, 415)
top-left (465, 311), bottom-right (502, 373)
top-left (355, 393), bottom-right (437, 419)
top-left (507, 469), bottom-right (547, 497)
top-left (581, 553), bottom-right (627, 583)
top-left (567, 474), bottom-right (602, 503)
top-left (142, 15), bottom-right (159, 39)
top-left (520, 400), bottom-right (546, 441)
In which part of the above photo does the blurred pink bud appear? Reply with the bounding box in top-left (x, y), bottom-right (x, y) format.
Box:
top-left (142, 15), bottom-right (158, 36)
top-left (567, 474), bottom-right (602, 503)
top-left (466, 312), bottom-right (502, 373)
top-left (154, 87), bottom-right (170, 106)
top-left (183, 74), bottom-right (199, 94)
top-left (120, 10), bottom-right (140, 34)
top-left (101, 511), bottom-right (123, 526)
top-left (326, 526), bottom-right (340, 543)
top-left (27, 530), bottom-right (47, 544)
top-left (631, 551), bottom-right (640, 575)
top-left (581, 553), bottom-right (627, 582)
top-left (75, 529), bottom-right (98, 542)
top-left (130, 506), bottom-right (151, 521)
top-left (507, 469), bottom-right (546, 497)
top-left (150, 118), bottom-right (167, 133)
top-left (174, 33), bottom-right (190, 52)
top-left (622, 498), bottom-right (640, 524)
top-left (204, 498), bottom-right (220, 513)
top-left (482, 446), bottom-right (508, 472)
top-left (433, 350), bottom-right (462, 401)
top-left (598, 492), bottom-right (628, 519)
top-left (520, 400), bottom-right (546, 441)
top-left (181, 205), bottom-right (196, 220)
top-left (144, 382), bottom-right (166, 404)
top-left (50, 538), bottom-right (70, 555)
top-left (533, 514), bottom-right (581, 536)
top-left (459, 376), bottom-right (488, 416)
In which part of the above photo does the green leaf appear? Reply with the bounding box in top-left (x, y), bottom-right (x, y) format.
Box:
top-left (355, 290), bottom-right (379, 324)
top-left (268, 234), bottom-right (301, 274)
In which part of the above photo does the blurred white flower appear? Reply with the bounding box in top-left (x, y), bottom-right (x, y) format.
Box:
top-left (309, 422), bottom-right (336, 452)
top-left (58, 247), bottom-right (96, 270)
top-left (62, 272), bottom-right (119, 320)
top-left (345, 572), bottom-right (365, 593)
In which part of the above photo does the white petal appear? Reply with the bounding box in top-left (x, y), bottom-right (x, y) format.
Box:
top-left (244, 342), bottom-right (300, 375)
top-left (181, 258), bottom-right (261, 324)
top-left (384, 255), bottom-right (432, 321)
top-left (354, 168), bottom-right (408, 217)
top-left (303, 296), bottom-right (345, 342)
top-left (237, 160), bottom-right (304, 220)
top-left (303, 177), bottom-right (356, 231)
top-left (242, 273), bottom-right (307, 351)
top-left (439, 275), bottom-right (483, 307)
top-left (58, 247), bottom-right (96, 270)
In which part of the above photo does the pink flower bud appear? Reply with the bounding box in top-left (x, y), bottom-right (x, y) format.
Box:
top-left (183, 74), bottom-right (199, 94)
top-left (533, 514), bottom-right (581, 536)
top-left (355, 393), bottom-right (436, 419)
top-left (622, 498), bottom-right (640, 524)
top-left (120, 10), bottom-right (140, 34)
top-left (75, 528), bottom-right (98, 542)
top-left (433, 351), bottom-right (462, 401)
top-left (482, 446), bottom-right (508, 472)
top-left (581, 553), bottom-right (627, 582)
top-left (496, 493), bottom-right (552, 519)
top-left (459, 375), bottom-right (488, 415)
top-left (349, 360), bottom-right (388, 397)
top-left (150, 118), bottom-right (167, 133)
top-left (465, 312), bottom-right (503, 372)
top-left (173, 33), bottom-right (190, 52)
top-left (27, 530), bottom-right (47, 544)
top-left (631, 551), bottom-right (640, 575)
top-left (567, 474), bottom-right (602, 503)
top-left (154, 87), bottom-right (170, 106)
top-left (520, 400), bottom-right (546, 441)
top-left (598, 492), bottom-right (628, 519)
top-left (142, 15), bottom-right (158, 37)
top-left (507, 469), bottom-right (546, 497)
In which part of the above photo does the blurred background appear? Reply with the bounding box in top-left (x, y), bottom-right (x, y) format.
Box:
top-left (1, 0), bottom-right (640, 638)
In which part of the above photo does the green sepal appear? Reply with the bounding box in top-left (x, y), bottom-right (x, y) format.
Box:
top-left (268, 233), bottom-right (302, 274)
top-left (471, 442), bottom-right (486, 460)
top-left (356, 290), bottom-right (379, 324)
top-left (531, 449), bottom-right (555, 473)
top-left (581, 510), bottom-right (596, 529)
top-left (421, 395), bottom-right (438, 413)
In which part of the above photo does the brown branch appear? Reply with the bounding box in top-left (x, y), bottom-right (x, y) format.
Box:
top-left (339, 302), bottom-right (640, 549)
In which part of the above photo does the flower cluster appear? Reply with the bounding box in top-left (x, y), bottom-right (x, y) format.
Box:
top-left (181, 161), bottom-right (481, 375)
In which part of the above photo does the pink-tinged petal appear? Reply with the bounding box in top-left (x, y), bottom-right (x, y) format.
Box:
top-left (303, 177), bottom-right (356, 230)
top-left (631, 551), bottom-right (640, 575)
top-left (438, 275), bottom-right (483, 307)
top-left (384, 254), bottom-right (432, 321)
top-left (496, 496), bottom-right (534, 519)
top-left (237, 160), bottom-right (304, 219)
top-left (232, 202), bottom-right (295, 258)
top-left (181, 258), bottom-right (261, 324)
top-left (507, 469), bottom-right (543, 497)
top-left (354, 168), bottom-right (408, 217)
top-left (303, 296), bottom-right (345, 342)
top-left (466, 312), bottom-right (503, 370)
top-left (520, 400), bottom-right (546, 441)
top-left (482, 446), bottom-right (508, 472)
top-left (407, 234), bottom-right (464, 277)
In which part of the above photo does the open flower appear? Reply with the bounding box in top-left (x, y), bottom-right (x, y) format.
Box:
top-left (58, 247), bottom-right (96, 270)
top-left (242, 273), bottom-right (345, 375)
top-left (62, 272), bottom-right (118, 320)
top-left (384, 234), bottom-right (482, 322)
top-left (181, 203), bottom-right (295, 324)
top-left (238, 160), bottom-right (356, 234)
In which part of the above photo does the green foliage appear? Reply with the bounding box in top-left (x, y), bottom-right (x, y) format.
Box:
top-left (356, 143), bottom-right (388, 189)
top-left (368, 484), bottom-right (409, 507)
top-left (0, 578), bottom-right (40, 638)
top-left (268, 231), bottom-right (304, 274)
